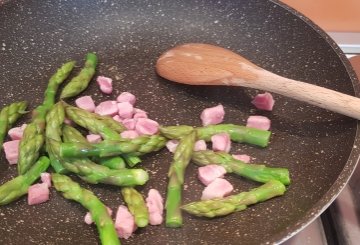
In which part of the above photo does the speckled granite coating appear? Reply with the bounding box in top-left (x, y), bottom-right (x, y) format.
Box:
top-left (0, 0), bottom-right (359, 244)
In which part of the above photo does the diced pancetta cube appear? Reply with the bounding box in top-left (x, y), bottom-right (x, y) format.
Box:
top-left (200, 104), bottom-right (224, 126)
top-left (133, 108), bottom-right (148, 119)
top-left (8, 123), bottom-right (27, 140)
top-left (135, 118), bottom-right (159, 135)
top-left (246, 115), bottom-right (271, 130)
top-left (194, 140), bottom-right (207, 151)
top-left (3, 140), bottom-right (20, 165)
top-left (40, 172), bottom-right (52, 187)
top-left (115, 205), bottom-right (137, 239)
top-left (86, 134), bottom-right (102, 143)
top-left (97, 76), bottom-right (113, 94)
top-left (251, 92), bottom-right (274, 111)
top-left (84, 207), bottom-right (113, 225)
top-left (122, 118), bottom-right (136, 130)
top-left (95, 101), bottom-right (118, 116)
top-left (117, 102), bottom-right (134, 119)
top-left (201, 178), bottom-right (233, 200)
top-left (198, 165), bottom-right (227, 186)
top-left (211, 133), bottom-right (231, 152)
top-left (84, 212), bottom-right (93, 225)
top-left (64, 118), bottom-right (73, 125)
top-left (120, 130), bottom-right (139, 139)
top-left (232, 154), bottom-right (251, 163)
top-left (75, 96), bottom-right (96, 112)
top-left (28, 183), bottom-right (50, 205)
top-left (117, 92), bottom-right (136, 105)
top-left (146, 189), bottom-right (164, 225)
top-left (166, 140), bottom-right (179, 153)
top-left (112, 115), bottom-right (123, 123)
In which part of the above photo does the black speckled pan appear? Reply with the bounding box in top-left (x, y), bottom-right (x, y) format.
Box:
top-left (0, 0), bottom-right (359, 244)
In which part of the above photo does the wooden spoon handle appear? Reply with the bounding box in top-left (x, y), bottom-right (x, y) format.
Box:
top-left (230, 70), bottom-right (360, 119)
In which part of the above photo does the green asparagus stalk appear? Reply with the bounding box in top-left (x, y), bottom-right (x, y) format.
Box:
top-left (60, 53), bottom-right (98, 99)
top-left (52, 173), bottom-right (120, 245)
top-left (60, 135), bottom-right (167, 158)
top-left (166, 130), bottom-right (196, 228)
top-left (64, 104), bottom-right (125, 138)
top-left (160, 124), bottom-right (271, 147)
top-left (61, 126), bottom-right (148, 186)
top-left (0, 101), bottom-right (28, 147)
top-left (64, 105), bottom-right (143, 165)
top-left (0, 156), bottom-right (50, 205)
top-left (45, 102), bottom-right (68, 173)
top-left (121, 187), bottom-right (149, 227)
top-left (62, 125), bottom-right (126, 169)
top-left (192, 150), bottom-right (290, 185)
top-left (18, 61), bottom-right (75, 174)
top-left (181, 180), bottom-right (286, 218)
top-left (97, 156), bottom-right (126, 169)
top-left (159, 125), bottom-right (193, 140)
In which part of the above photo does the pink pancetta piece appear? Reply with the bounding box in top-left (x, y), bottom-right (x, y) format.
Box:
top-left (115, 205), bottom-right (137, 239)
top-left (3, 140), bottom-right (20, 165)
top-left (194, 140), bottom-right (207, 151)
top-left (198, 165), bottom-right (227, 186)
top-left (86, 134), bottom-right (102, 143)
top-left (133, 108), bottom-right (148, 119)
top-left (40, 172), bottom-right (52, 187)
top-left (28, 183), bottom-right (50, 205)
top-left (84, 207), bottom-right (113, 225)
top-left (146, 189), bottom-right (164, 225)
top-left (200, 104), bottom-right (225, 126)
top-left (165, 140), bottom-right (179, 153)
top-left (8, 123), bottom-right (27, 140)
top-left (112, 115), bottom-right (123, 123)
top-left (135, 118), bottom-right (159, 135)
top-left (64, 118), bottom-right (73, 125)
top-left (232, 154), bottom-right (251, 163)
top-left (122, 118), bottom-right (137, 130)
top-left (75, 96), bottom-right (96, 112)
top-left (117, 92), bottom-right (136, 105)
top-left (120, 130), bottom-right (139, 139)
top-left (117, 102), bottom-right (134, 119)
top-left (251, 92), bottom-right (274, 111)
top-left (95, 101), bottom-right (118, 116)
top-left (246, 115), bottom-right (271, 130)
top-left (97, 76), bottom-right (113, 94)
top-left (211, 133), bottom-right (231, 153)
top-left (201, 178), bottom-right (233, 200)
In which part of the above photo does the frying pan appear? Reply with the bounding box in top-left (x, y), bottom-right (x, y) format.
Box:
top-left (0, 0), bottom-right (359, 244)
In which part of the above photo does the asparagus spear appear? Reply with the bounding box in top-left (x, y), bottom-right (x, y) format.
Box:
top-left (0, 156), bottom-right (50, 205)
top-left (62, 124), bottom-right (148, 222)
top-left (62, 125), bottom-right (126, 169)
top-left (160, 124), bottom-right (271, 147)
top-left (45, 102), bottom-right (68, 173)
top-left (60, 53), bottom-right (98, 99)
top-left (62, 125), bottom-right (148, 224)
top-left (45, 106), bottom-right (148, 186)
top-left (18, 61), bottom-right (75, 174)
top-left (64, 105), bottom-right (144, 165)
top-left (166, 130), bottom-right (196, 228)
top-left (60, 135), bottom-right (167, 158)
top-left (192, 150), bottom-right (290, 185)
top-left (64, 104), bottom-right (125, 137)
top-left (52, 174), bottom-right (120, 245)
top-left (121, 187), bottom-right (149, 227)
top-left (0, 101), bottom-right (28, 147)
top-left (181, 180), bottom-right (286, 218)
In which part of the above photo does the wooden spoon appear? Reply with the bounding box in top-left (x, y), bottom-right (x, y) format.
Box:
top-left (156, 43), bottom-right (360, 119)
